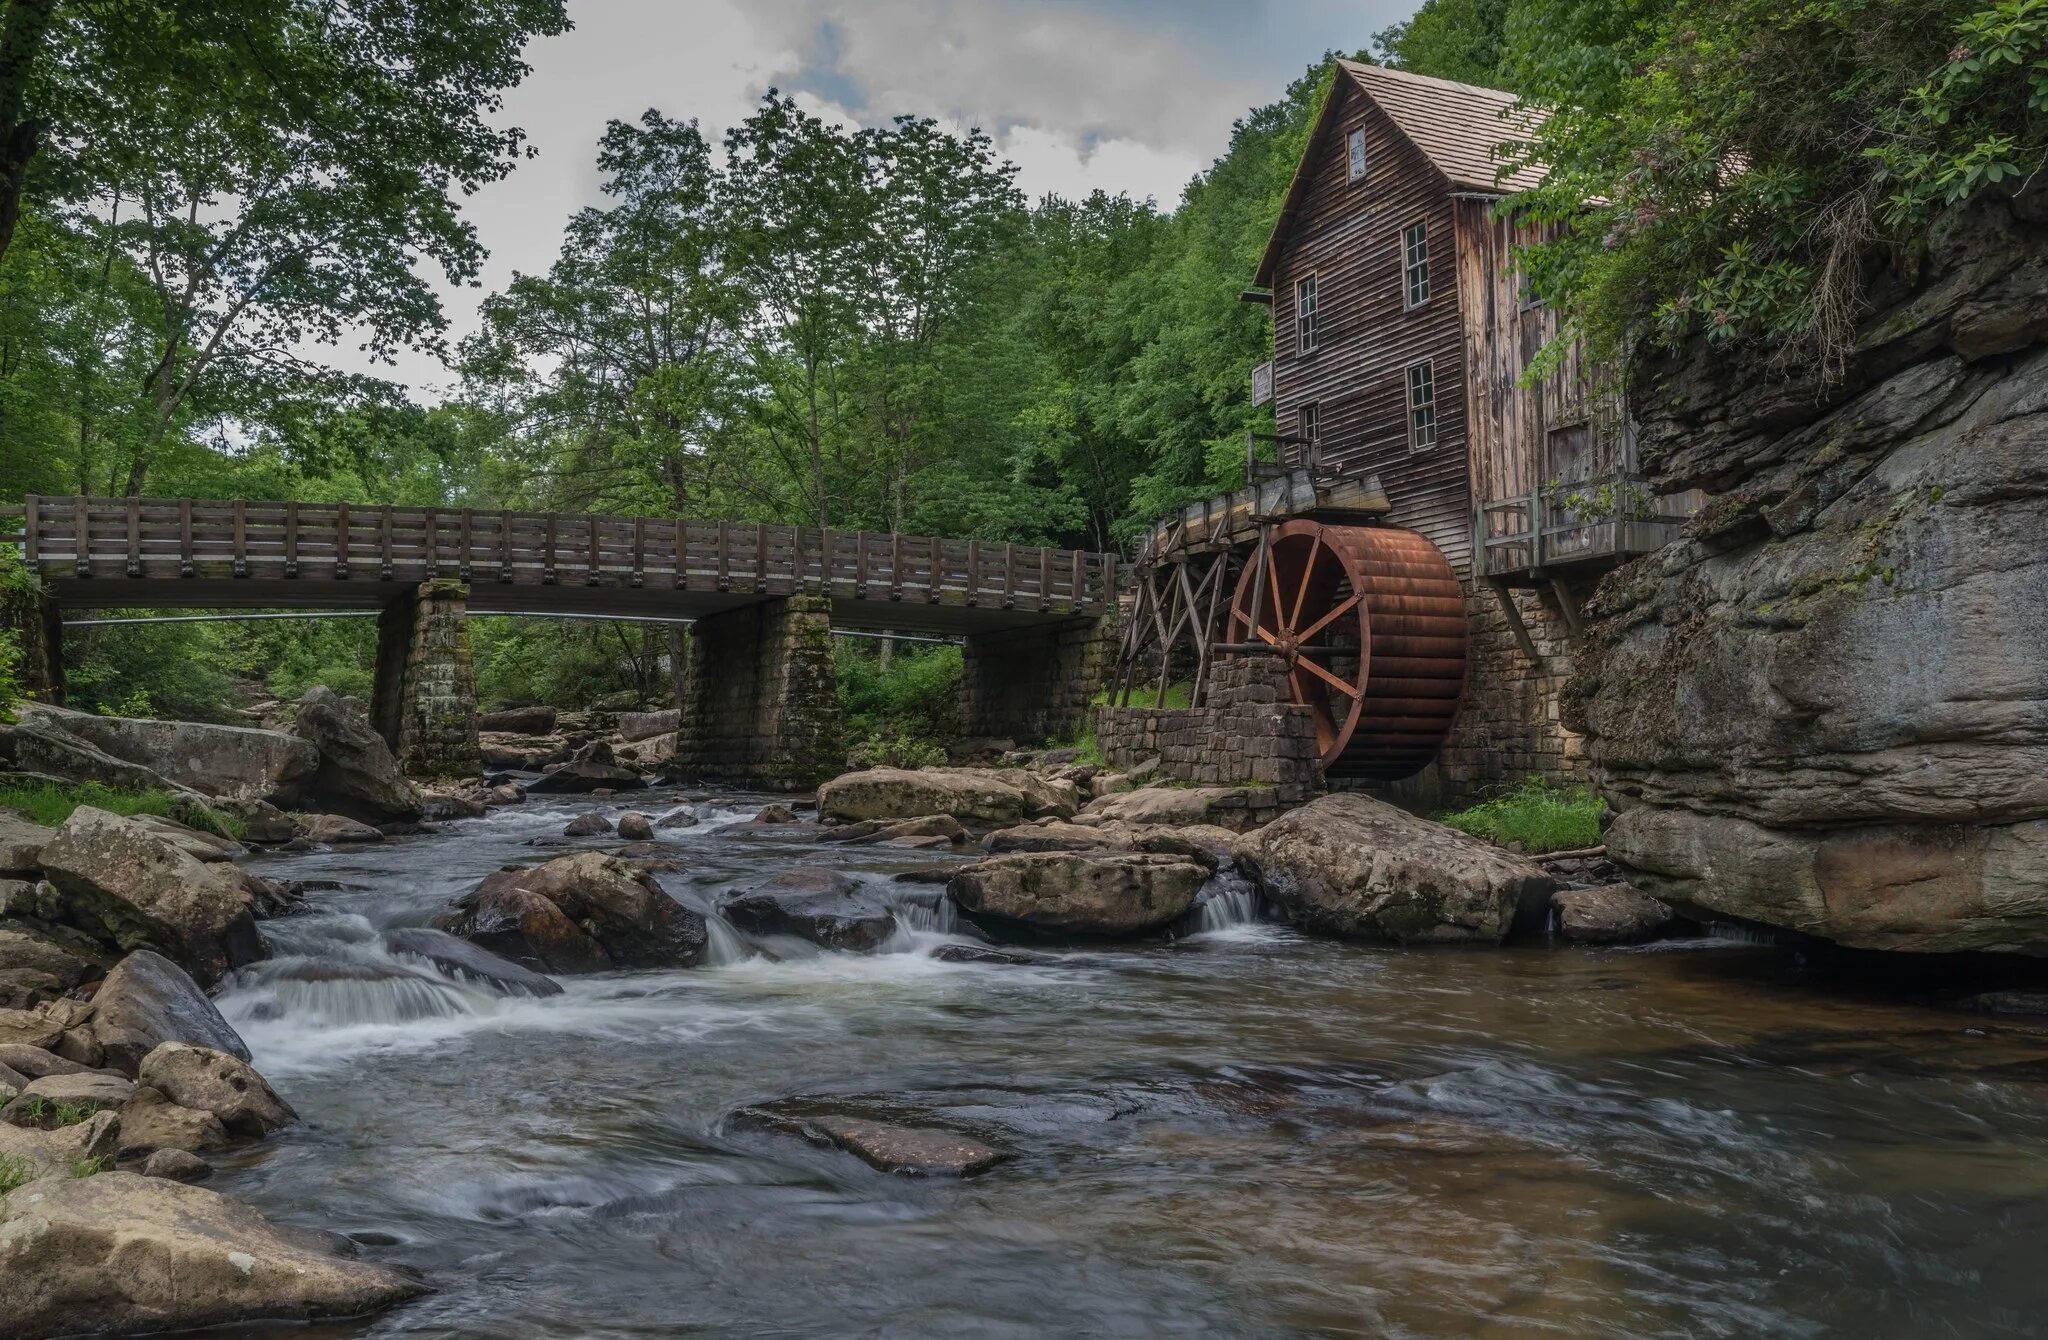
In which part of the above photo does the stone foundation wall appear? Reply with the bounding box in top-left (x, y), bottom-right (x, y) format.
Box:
top-left (1094, 655), bottom-right (1319, 808)
top-left (960, 615), bottom-right (1114, 746)
top-left (379, 579), bottom-right (481, 779)
top-left (674, 595), bottom-right (843, 790)
top-left (1, 575), bottom-right (64, 705)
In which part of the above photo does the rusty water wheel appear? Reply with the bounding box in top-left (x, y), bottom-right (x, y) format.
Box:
top-left (1226, 521), bottom-right (1468, 781)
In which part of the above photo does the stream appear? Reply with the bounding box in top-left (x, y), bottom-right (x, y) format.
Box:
top-left (207, 790), bottom-right (2048, 1339)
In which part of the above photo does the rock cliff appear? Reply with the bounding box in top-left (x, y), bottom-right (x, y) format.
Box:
top-left (1568, 183), bottom-right (2048, 953)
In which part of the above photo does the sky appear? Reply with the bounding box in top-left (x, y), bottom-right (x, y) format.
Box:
top-left (362, 0), bottom-right (1415, 398)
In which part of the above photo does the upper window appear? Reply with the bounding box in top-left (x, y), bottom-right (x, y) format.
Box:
top-left (1294, 273), bottom-right (1319, 354)
top-left (1407, 361), bottom-right (1437, 451)
top-left (1347, 127), bottom-right (1366, 183)
top-left (1403, 222), bottom-right (1431, 309)
top-left (1297, 402), bottom-right (1320, 444)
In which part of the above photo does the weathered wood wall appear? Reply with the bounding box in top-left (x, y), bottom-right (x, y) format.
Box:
top-left (1270, 80), bottom-right (1473, 572)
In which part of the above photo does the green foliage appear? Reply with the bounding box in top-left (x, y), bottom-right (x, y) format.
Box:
top-left (1438, 778), bottom-right (1604, 853)
top-left (1094, 681), bottom-right (1194, 710)
top-left (68, 1156), bottom-right (111, 1179)
top-left (0, 1155), bottom-right (34, 1195)
top-left (0, 530), bottom-right (30, 722)
top-left (1375, 0), bottom-right (1517, 88)
top-left (1503, 0), bottom-right (2048, 375)
top-left (9, 1096), bottom-right (98, 1129)
top-left (838, 642), bottom-right (962, 765)
top-left (0, 778), bottom-right (239, 839)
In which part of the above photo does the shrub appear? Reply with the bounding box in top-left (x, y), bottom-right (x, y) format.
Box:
top-left (1438, 778), bottom-right (1604, 853)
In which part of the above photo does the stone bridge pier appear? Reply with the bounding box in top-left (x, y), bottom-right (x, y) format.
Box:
top-left (2, 575), bottom-right (65, 706)
top-left (958, 615), bottom-right (1114, 747)
top-left (673, 595), bottom-right (843, 791)
top-left (370, 578), bottom-right (482, 779)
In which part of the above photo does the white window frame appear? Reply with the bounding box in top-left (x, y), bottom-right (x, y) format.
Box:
top-left (1406, 360), bottom-right (1437, 451)
top-left (1402, 222), bottom-right (1431, 309)
top-left (1294, 272), bottom-right (1319, 355)
top-left (1297, 401), bottom-right (1320, 445)
top-left (1347, 127), bottom-right (1367, 183)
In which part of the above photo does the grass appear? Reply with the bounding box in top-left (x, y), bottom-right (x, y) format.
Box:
top-left (10, 1097), bottom-right (103, 1129)
top-left (1438, 778), bottom-right (1605, 854)
top-left (68, 1155), bottom-right (110, 1178)
top-left (1093, 680), bottom-right (1194, 710)
top-left (0, 1155), bottom-right (33, 1195)
top-left (0, 779), bottom-right (242, 840)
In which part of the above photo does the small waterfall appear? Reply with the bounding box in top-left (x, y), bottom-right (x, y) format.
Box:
top-left (223, 953), bottom-right (491, 1028)
top-left (1192, 874), bottom-right (1263, 934)
top-left (1702, 921), bottom-right (1781, 946)
top-left (698, 911), bottom-right (757, 966)
top-left (889, 885), bottom-right (958, 936)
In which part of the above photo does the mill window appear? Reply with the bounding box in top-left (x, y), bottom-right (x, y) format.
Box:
top-left (1295, 273), bottom-right (1319, 354)
top-left (1403, 222), bottom-right (1431, 308)
top-left (1347, 128), bottom-right (1367, 183)
top-left (1407, 360), bottom-right (1436, 450)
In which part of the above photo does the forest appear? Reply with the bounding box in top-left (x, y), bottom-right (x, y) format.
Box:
top-left (1, 0), bottom-right (2040, 750)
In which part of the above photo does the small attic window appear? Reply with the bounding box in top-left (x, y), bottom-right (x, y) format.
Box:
top-left (1347, 127), bottom-right (1366, 183)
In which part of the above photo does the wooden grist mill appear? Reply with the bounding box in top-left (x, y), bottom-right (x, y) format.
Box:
top-left (1107, 462), bottom-right (1469, 783)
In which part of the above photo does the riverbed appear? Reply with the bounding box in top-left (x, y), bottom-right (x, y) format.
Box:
top-left (209, 791), bottom-right (2048, 1339)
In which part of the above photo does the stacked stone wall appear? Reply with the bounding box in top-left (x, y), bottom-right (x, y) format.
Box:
top-left (389, 579), bottom-right (481, 779)
top-left (1094, 655), bottom-right (1319, 810)
top-left (960, 615), bottom-right (1113, 745)
top-left (674, 595), bottom-right (843, 790)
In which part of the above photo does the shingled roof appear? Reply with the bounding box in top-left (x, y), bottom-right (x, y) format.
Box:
top-left (1253, 61), bottom-right (1546, 286)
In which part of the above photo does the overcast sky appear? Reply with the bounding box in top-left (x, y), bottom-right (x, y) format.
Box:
top-left (365, 0), bottom-right (1414, 397)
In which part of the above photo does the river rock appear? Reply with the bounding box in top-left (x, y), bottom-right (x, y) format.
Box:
top-left (719, 869), bottom-right (898, 952)
top-left (1077, 785), bottom-right (1272, 832)
top-left (35, 807), bottom-right (260, 985)
top-left (381, 927), bottom-right (563, 997)
top-left (0, 1172), bottom-right (429, 1338)
top-left (523, 759), bottom-right (648, 794)
top-left (618, 708), bottom-right (680, 742)
top-left (117, 1084), bottom-right (231, 1158)
top-left (615, 811), bottom-right (654, 841)
top-left (1, 1071), bottom-right (133, 1130)
top-left (1568, 184), bottom-right (2048, 953)
top-left (14, 703), bottom-right (319, 804)
top-left (136, 1043), bottom-right (294, 1139)
top-left (563, 812), bottom-right (613, 837)
top-left (126, 814), bottom-right (244, 863)
top-left (0, 1109), bottom-right (118, 1179)
top-left (0, 717), bottom-right (209, 801)
top-left (286, 687), bottom-right (424, 823)
top-left (442, 853), bottom-right (705, 971)
top-left (753, 803), bottom-right (799, 824)
top-left (0, 929), bottom-right (89, 990)
top-left (1234, 794), bottom-right (1553, 944)
top-left (478, 705), bottom-right (557, 734)
top-left (480, 733), bottom-right (570, 772)
top-left (732, 1103), bottom-right (1008, 1177)
top-left (86, 951), bottom-right (252, 1075)
top-left (819, 766), bottom-right (1070, 826)
top-left (0, 1045), bottom-right (88, 1080)
top-left (929, 943), bottom-right (1042, 966)
top-left (142, 1147), bottom-right (213, 1181)
top-left (655, 808), bottom-right (699, 829)
top-left (949, 851), bottom-right (1207, 938)
top-left (823, 814), bottom-right (969, 846)
top-left (1552, 883), bottom-right (1675, 945)
top-left (299, 812), bottom-right (386, 845)
top-left (0, 813), bottom-right (55, 875)
top-left (0, 1009), bottom-right (62, 1051)
top-left (981, 819), bottom-right (1126, 855)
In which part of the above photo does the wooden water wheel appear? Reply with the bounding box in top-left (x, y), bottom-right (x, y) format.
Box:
top-left (1225, 521), bottom-right (1468, 781)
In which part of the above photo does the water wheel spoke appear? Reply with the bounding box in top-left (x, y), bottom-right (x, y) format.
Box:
top-left (1296, 591), bottom-right (1361, 644)
top-left (1288, 535), bottom-right (1323, 630)
top-left (1293, 649), bottom-right (1362, 700)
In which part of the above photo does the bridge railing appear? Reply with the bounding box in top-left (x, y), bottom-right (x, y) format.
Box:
top-left (4, 497), bottom-right (1116, 615)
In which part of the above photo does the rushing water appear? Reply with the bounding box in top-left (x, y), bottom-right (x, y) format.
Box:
top-left (209, 792), bottom-right (2048, 1339)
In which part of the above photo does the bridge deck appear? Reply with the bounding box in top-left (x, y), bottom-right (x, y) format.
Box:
top-left (7, 497), bottom-right (1115, 634)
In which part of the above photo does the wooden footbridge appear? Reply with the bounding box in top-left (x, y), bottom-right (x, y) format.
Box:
top-left (4, 497), bottom-right (1119, 787)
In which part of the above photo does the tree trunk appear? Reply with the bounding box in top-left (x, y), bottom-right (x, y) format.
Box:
top-left (0, 0), bottom-right (54, 270)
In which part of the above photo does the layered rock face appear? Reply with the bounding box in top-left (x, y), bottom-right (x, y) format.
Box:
top-left (1569, 184), bottom-right (2048, 953)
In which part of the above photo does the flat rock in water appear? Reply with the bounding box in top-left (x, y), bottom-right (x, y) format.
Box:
top-left (1077, 786), bottom-right (1266, 832)
top-left (981, 820), bottom-right (1124, 855)
top-left (439, 853), bottom-right (703, 971)
top-left (524, 761), bottom-right (647, 794)
top-left (563, 813), bottom-right (613, 837)
top-left (142, 1147), bottom-right (213, 1181)
top-left (0, 1172), bottom-right (428, 1338)
top-left (719, 869), bottom-right (898, 953)
top-left (949, 852), bottom-right (1208, 938)
top-left (381, 927), bottom-right (563, 997)
top-left (655, 808), bottom-right (699, 829)
top-left (298, 813), bottom-right (384, 845)
top-left (818, 766), bottom-right (1072, 826)
top-left (929, 943), bottom-right (1042, 966)
top-left (87, 950), bottom-right (252, 1075)
top-left (732, 1105), bottom-right (1008, 1177)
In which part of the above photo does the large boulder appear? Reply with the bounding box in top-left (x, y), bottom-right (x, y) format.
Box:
top-left (719, 869), bottom-right (898, 952)
top-left (618, 708), bottom-right (680, 742)
top-left (285, 687), bottom-right (423, 824)
top-left (117, 1085), bottom-right (231, 1159)
top-left (135, 1043), bottom-right (294, 1139)
top-left (949, 852), bottom-right (1207, 937)
top-left (85, 951), bottom-right (251, 1075)
top-left (1234, 794), bottom-right (1553, 945)
top-left (12, 703), bottom-right (317, 803)
top-left (522, 759), bottom-right (647, 794)
top-left (0, 719), bottom-right (205, 800)
top-left (0, 930), bottom-right (89, 991)
top-left (819, 767), bottom-right (1073, 826)
top-left (438, 853), bottom-right (705, 972)
top-left (1569, 184), bottom-right (2048, 953)
top-left (477, 705), bottom-right (556, 734)
top-left (36, 809), bottom-right (260, 986)
top-left (1552, 883), bottom-right (1676, 945)
top-left (1077, 785), bottom-right (1272, 832)
top-left (0, 1071), bottom-right (134, 1128)
top-left (479, 733), bottom-right (570, 772)
top-left (298, 813), bottom-right (384, 845)
top-left (0, 1173), bottom-right (428, 1338)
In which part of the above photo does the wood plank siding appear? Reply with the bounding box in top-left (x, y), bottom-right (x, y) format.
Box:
top-left (1269, 78), bottom-right (1474, 572)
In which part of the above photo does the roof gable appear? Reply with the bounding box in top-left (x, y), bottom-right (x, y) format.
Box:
top-left (1253, 61), bottom-right (1545, 287)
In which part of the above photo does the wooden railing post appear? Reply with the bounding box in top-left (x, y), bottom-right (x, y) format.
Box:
top-left (232, 499), bottom-right (248, 577)
top-left (125, 498), bottom-right (141, 577)
top-left (335, 500), bottom-right (351, 579)
top-left (178, 499), bottom-right (194, 578)
top-left (20, 495), bottom-right (37, 570)
top-left (716, 519), bottom-right (730, 592)
top-left (754, 523), bottom-right (768, 594)
top-left (379, 505), bottom-right (394, 580)
top-left (458, 508), bottom-right (473, 581)
top-left (631, 516), bottom-right (645, 587)
top-left (585, 515), bottom-right (600, 586)
top-left (927, 537), bottom-right (941, 604)
top-left (542, 514), bottom-right (557, 584)
top-left (284, 501), bottom-right (299, 577)
top-left (74, 498), bottom-right (91, 578)
top-left (499, 509), bottom-right (514, 582)
top-left (855, 531), bottom-right (870, 598)
top-left (966, 539), bottom-right (980, 606)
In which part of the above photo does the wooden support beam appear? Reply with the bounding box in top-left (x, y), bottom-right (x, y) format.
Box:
top-left (1549, 576), bottom-right (1585, 639)
top-left (1487, 577), bottom-right (1545, 669)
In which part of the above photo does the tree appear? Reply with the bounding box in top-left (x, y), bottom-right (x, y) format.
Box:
top-left (1374, 0), bottom-right (1515, 89)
